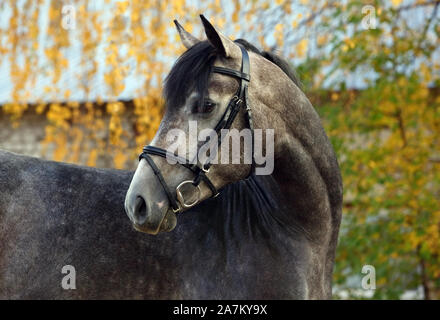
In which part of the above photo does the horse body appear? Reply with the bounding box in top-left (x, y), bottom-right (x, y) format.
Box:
top-left (1, 16), bottom-right (343, 299)
top-left (0, 150), bottom-right (332, 299)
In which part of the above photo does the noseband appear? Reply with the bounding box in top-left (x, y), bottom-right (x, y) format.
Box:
top-left (139, 44), bottom-right (254, 213)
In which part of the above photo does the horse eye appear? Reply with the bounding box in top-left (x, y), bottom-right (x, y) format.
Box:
top-left (192, 100), bottom-right (216, 114)
top-left (203, 101), bottom-right (216, 113)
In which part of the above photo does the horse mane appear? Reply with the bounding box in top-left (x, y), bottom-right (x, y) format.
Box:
top-left (191, 173), bottom-right (309, 242)
top-left (233, 39), bottom-right (302, 89)
top-left (164, 39), bottom-right (302, 110)
top-left (164, 41), bottom-right (216, 111)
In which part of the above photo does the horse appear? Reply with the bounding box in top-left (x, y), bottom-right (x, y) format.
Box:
top-left (0, 16), bottom-right (342, 299)
top-left (0, 149), bottom-right (260, 299)
top-left (124, 16), bottom-right (343, 299)
top-left (0, 150), bottom-right (152, 299)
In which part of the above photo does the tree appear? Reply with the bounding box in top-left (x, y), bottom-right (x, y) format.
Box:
top-left (1, 0), bottom-right (439, 299)
top-left (305, 0), bottom-right (440, 299)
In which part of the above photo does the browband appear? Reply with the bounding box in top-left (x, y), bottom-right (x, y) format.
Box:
top-left (212, 66), bottom-right (250, 81)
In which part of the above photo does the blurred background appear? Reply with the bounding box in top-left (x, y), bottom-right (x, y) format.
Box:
top-left (0, 0), bottom-right (439, 299)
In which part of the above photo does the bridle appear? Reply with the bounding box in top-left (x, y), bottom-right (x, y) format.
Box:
top-left (139, 44), bottom-right (255, 214)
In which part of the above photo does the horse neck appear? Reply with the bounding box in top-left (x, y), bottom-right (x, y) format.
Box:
top-left (269, 86), bottom-right (343, 243)
top-left (174, 173), bottom-right (300, 245)
top-left (176, 96), bottom-right (341, 243)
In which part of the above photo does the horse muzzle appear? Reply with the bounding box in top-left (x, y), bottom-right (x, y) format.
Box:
top-left (126, 195), bottom-right (177, 234)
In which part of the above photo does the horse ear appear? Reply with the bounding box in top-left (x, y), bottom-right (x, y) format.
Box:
top-left (200, 15), bottom-right (241, 59)
top-left (174, 20), bottom-right (200, 49)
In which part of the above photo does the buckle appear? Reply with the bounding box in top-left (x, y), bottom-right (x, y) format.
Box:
top-left (172, 203), bottom-right (182, 214)
top-left (233, 96), bottom-right (243, 106)
top-left (201, 163), bottom-right (210, 173)
top-left (176, 180), bottom-right (201, 209)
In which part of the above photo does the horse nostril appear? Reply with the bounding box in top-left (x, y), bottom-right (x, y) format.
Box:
top-left (133, 196), bottom-right (148, 225)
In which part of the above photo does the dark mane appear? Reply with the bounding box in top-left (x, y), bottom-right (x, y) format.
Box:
top-left (233, 39), bottom-right (302, 89)
top-left (164, 41), bottom-right (217, 110)
top-left (184, 173), bottom-right (309, 244)
top-left (164, 39), bottom-right (302, 109)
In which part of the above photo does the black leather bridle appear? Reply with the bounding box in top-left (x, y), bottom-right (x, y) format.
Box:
top-left (139, 44), bottom-right (254, 213)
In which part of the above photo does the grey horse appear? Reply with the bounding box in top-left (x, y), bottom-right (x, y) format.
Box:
top-left (0, 16), bottom-right (342, 299)
top-left (124, 16), bottom-right (343, 299)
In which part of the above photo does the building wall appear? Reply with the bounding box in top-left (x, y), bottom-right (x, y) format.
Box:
top-left (0, 106), bottom-right (138, 169)
top-left (0, 112), bottom-right (47, 159)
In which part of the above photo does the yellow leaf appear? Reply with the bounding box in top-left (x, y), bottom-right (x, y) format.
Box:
top-left (295, 39), bottom-right (308, 58)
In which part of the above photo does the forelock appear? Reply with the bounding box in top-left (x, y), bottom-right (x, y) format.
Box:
top-left (164, 41), bottom-right (217, 110)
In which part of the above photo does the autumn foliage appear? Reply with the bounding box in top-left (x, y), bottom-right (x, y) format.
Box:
top-left (0, 0), bottom-right (439, 299)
